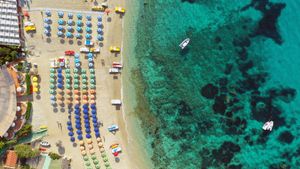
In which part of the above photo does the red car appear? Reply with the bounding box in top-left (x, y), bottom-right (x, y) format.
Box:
top-left (65, 50), bottom-right (75, 56)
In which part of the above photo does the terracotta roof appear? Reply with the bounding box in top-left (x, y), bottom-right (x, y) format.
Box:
top-left (4, 150), bottom-right (18, 169)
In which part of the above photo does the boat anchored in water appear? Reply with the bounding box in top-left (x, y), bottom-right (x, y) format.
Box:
top-left (179, 38), bottom-right (190, 49)
top-left (262, 121), bottom-right (274, 131)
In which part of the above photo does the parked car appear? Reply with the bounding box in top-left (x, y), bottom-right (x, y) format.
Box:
top-left (40, 141), bottom-right (51, 147)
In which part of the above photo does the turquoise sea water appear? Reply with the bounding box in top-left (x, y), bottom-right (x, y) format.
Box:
top-left (129, 0), bottom-right (300, 168)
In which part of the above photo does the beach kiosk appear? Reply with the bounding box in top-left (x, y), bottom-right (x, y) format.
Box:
top-left (111, 99), bottom-right (121, 105)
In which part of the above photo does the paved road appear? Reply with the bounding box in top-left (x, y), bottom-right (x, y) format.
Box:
top-left (29, 7), bottom-right (104, 15)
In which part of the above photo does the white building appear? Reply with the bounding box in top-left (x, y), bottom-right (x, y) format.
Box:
top-left (0, 0), bottom-right (21, 46)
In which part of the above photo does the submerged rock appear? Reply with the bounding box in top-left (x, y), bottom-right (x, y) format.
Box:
top-left (201, 83), bottom-right (219, 99)
top-left (278, 131), bottom-right (294, 144)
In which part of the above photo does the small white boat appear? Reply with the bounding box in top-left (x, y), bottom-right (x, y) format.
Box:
top-left (109, 68), bottom-right (120, 73)
top-left (108, 124), bottom-right (119, 132)
top-left (262, 121), bottom-right (274, 131)
top-left (112, 62), bottom-right (123, 68)
top-left (179, 38), bottom-right (190, 49)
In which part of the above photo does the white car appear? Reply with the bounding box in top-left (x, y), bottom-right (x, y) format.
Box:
top-left (111, 147), bottom-right (122, 153)
top-left (40, 141), bottom-right (51, 147)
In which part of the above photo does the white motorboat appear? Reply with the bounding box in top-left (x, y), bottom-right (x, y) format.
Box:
top-left (179, 38), bottom-right (190, 49)
top-left (262, 121), bottom-right (274, 131)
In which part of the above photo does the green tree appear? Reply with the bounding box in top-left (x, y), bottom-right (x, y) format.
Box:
top-left (0, 141), bottom-right (5, 149)
top-left (6, 139), bottom-right (17, 146)
top-left (14, 144), bottom-right (40, 158)
top-left (48, 152), bottom-right (61, 160)
top-left (25, 102), bottom-right (32, 120)
top-left (15, 124), bottom-right (32, 138)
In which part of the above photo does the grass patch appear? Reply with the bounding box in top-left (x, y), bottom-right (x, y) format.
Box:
top-left (25, 102), bottom-right (32, 121)
top-left (25, 73), bottom-right (31, 95)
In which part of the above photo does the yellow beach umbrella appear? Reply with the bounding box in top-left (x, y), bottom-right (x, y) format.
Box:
top-left (32, 76), bottom-right (38, 82)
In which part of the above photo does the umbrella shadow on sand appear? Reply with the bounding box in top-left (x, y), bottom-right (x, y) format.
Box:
top-left (56, 140), bottom-right (65, 155)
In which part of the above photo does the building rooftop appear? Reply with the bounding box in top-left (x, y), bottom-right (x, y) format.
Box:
top-left (4, 150), bottom-right (18, 169)
top-left (0, 0), bottom-right (20, 46)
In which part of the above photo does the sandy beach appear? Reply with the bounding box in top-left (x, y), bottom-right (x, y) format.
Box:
top-left (22, 0), bottom-right (150, 168)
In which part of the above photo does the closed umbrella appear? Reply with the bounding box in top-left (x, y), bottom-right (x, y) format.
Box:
top-left (67, 20), bottom-right (73, 26)
top-left (58, 11), bottom-right (64, 17)
top-left (68, 13), bottom-right (73, 19)
top-left (77, 13), bottom-right (82, 19)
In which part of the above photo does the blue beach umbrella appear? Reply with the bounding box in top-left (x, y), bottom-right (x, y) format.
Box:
top-left (57, 73), bottom-right (62, 78)
top-left (85, 34), bottom-right (91, 39)
top-left (58, 68), bottom-right (62, 73)
top-left (85, 128), bottom-right (91, 133)
top-left (67, 20), bottom-right (73, 26)
top-left (75, 104), bottom-right (80, 109)
top-left (97, 35), bottom-right (103, 41)
top-left (93, 123), bottom-right (98, 128)
top-left (58, 25), bottom-right (64, 31)
top-left (77, 135), bottom-right (83, 140)
top-left (67, 126), bottom-right (73, 131)
top-left (76, 124), bottom-right (81, 129)
top-left (66, 32), bottom-right (72, 38)
top-left (91, 104), bottom-right (96, 109)
top-left (77, 13), bottom-right (82, 19)
top-left (86, 21), bottom-right (92, 27)
top-left (94, 128), bottom-right (99, 133)
top-left (76, 27), bottom-right (82, 32)
top-left (74, 53), bottom-right (80, 58)
top-left (95, 132), bottom-right (100, 138)
top-left (97, 28), bottom-right (102, 33)
top-left (88, 63), bottom-right (94, 68)
top-left (92, 114), bottom-right (97, 118)
top-left (67, 121), bottom-right (72, 125)
top-left (44, 18), bottom-right (50, 23)
top-left (51, 100), bottom-right (56, 106)
top-left (57, 78), bottom-right (63, 83)
top-left (57, 83), bottom-right (63, 89)
top-left (92, 118), bottom-right (97, 123)
top-left (75, 119), bottom-right (81, 124)
top-left (45, 10), bottom-right (51, 16)
top-left (75, 34), bottom-right (82, 39)
top-left (85, 27), bottom-right (92, 33)
top-left (75, 115), bottom-right (80, 119)
top-left (44, 24), bottom-right (50, 29)
top-left (68, 131), bottom-right (74, 136)
top-left (58, 11), bottom-right (64, 18)
top-left (75, 63), bottom-right (80, 68)
top-left (58, 19), bottom-right (64, 25)
top-left (84, 119), bottom-right (89, 123)
top-left (77, 20), bottom-right (83, 26)
top-left (84, 114), bottom-right (89, 119)
top-left (86, 134), bottom-right (91, 138)
top-left (44, 30), bottom-right (50, 35)
top-left (87, 53), bottom-right (93, 58)
top-left (76, 130), bottom-right (82, 135)
top-left (67, 26), bottom-right (73, 32)
top-left (50, 95), bottom-right (56, 100)
top-left (75, 109), bottom-right (80, 113)
top-left (97, 16), bottom-right (102, 21)
top-left (68, 13), bottom-right (73, 19)
top-left (83, 104), bottom-right (88, 109)
top-left (70, 137), bottom-right (75, 142)
top-left (91, 109), bottom-right (96, 114)
top-left (88, 58), bottom-right (93, 62)
top-left (57, 31), bottom-right (63, 37)
top-left (97, 22), bottom-right (102, 27)
top-left (86, 15), bottom-right (92, 20)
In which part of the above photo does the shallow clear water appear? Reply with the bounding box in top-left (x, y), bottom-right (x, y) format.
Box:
top-left (130, 0), bottom-right (300, 168)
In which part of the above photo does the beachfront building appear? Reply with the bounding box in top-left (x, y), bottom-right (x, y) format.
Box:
top-left (0, 0), bottom-right (21, 46)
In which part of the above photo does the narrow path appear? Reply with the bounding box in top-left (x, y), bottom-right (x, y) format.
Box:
top-left (29, 7), bottom-right (104, 15)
